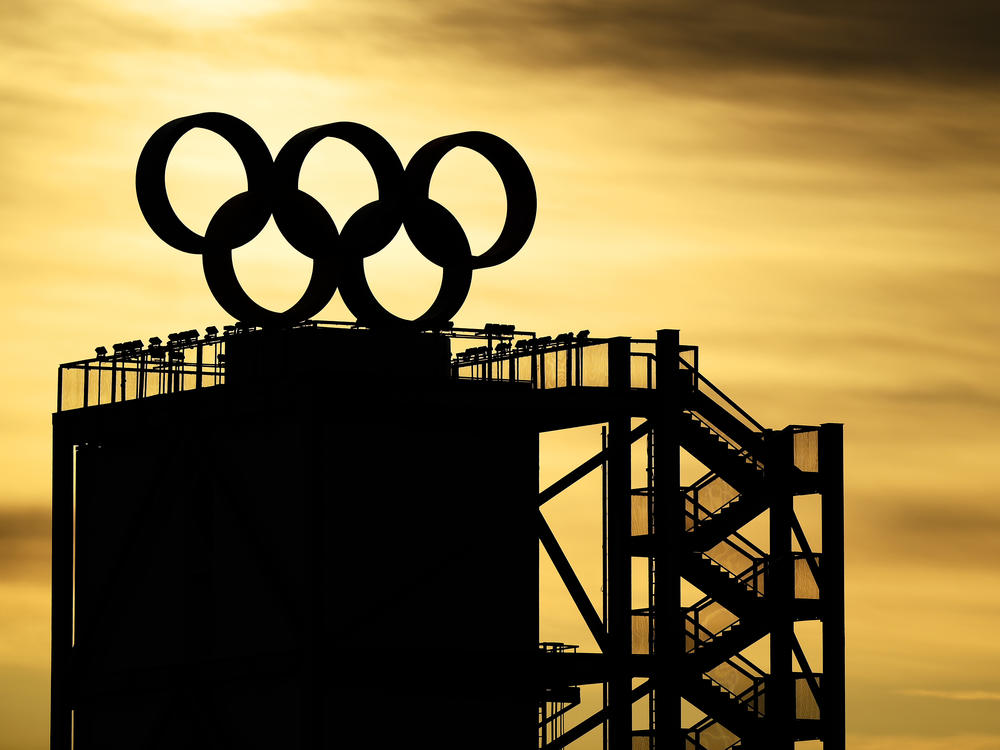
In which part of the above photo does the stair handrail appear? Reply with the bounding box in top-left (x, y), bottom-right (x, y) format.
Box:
top-left (685, 411), bottom-right (763, 471)
top-left (683, 723), bottom-right (719, 750)
top-left (685, 565), bottom-right (768, 628)
top-left (733, 675), bottom-right (767, 717)
top-left (684, 476), bottom-right (743, 529)
top-left (702, 658), bottom-right (767, 717)
top-left (684, 608), bottom-right (743, 651)
top-left (678, 355), bottom-right (765, 433)
top-left (705, 654), bottom-right (767, 714)
top-left (690, 469), bottom-right (722, 493)
top-left (686, 717), bottom-right (746, 750)
top-left (705, 535), bottom-right (767, 578)
top-left (689, 553), bottom-right (767, 600)
top-left (730, 530), bottom-right (766, 560)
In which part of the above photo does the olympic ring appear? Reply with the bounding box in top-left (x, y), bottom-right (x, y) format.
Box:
top-left (135, 113), bottom-right (536, 329)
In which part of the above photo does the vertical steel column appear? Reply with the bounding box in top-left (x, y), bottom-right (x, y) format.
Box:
top-left (50, 425), bottom-right (74, 750)
top-left (767, 428), bottom-right (795, 749)
top-left (601, 425), bottom-right (609, 750)
top-left (820, 423), bottom-right (845, 750)
top-left (606, 337), bottom-right (632, 750)
top-left (653, 330), bottom-right (681, 748)
top-left (305, 416), bottom-right (325, 746)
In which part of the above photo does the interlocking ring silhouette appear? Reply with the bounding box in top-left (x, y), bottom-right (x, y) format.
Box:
top-left (136, 113), bottom-right (536, 329)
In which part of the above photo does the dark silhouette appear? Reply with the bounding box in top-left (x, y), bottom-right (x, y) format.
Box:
top-left (52, 323), bottom-right (844, 749)
top-left (135, 114), bottom-right (536, 330)
top-left (52, 118), bottom-right (843, 748)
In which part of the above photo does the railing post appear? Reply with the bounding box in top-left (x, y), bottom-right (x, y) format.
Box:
top-left (606, 337), bottom-right (631, 749)
top-left (653, 329), bottom-right (680, 747)
top-left (820, 423), bottom-right (845, 750)
top-left (766, 428), bottom-right (795, 749)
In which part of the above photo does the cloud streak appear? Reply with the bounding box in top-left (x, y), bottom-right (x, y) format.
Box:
top-left (275, 0), bottom-right (1000, 86)
top-left (0, 506), bottom-right (50, 583)
top-left (902, 689), bottom-right (1000, 702)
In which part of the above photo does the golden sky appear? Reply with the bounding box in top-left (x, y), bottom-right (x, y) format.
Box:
top-left (3, 1), bottom-right (1000, 747)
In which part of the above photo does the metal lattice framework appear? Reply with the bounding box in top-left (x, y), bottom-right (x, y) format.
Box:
top-left (525, 330), bottom-right (844, 750)
top-left (52, 324), bottom-right (843, 750)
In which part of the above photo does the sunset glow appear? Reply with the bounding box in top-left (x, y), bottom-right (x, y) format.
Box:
top-left (2, 1), bottom-right (1000, 748)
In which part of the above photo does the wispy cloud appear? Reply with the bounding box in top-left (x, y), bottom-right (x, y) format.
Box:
top-left (849, 735), bottom-right (1000, 750)
top-left (0, 505), bottom-right (49, 583)
top-left (901, 689), bottom-right (1000, 702)
top-left (266, 0), bottom-right (1000, 87)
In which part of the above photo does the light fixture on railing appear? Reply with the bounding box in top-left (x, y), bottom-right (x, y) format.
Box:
top-left (484, 323), bottom-right (515, 336)
top-left (147, 338), bottom-right (165, 361)
top-left (94, 346), bottom-right (108, 358)
top-left (204, 326), bottom-right (219, 340)
top-left (167, 329), bottom-right (199, 346)
top-left (460, 346), bottom-right (488, 360)
top-left (112, 340), bottom-right (143, 357)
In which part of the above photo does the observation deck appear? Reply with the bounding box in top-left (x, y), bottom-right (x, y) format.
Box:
top-left (58, 321), bottom-right (703, 414)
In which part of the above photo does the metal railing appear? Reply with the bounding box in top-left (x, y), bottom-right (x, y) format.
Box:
top-left (56, 321), bottom-right (772, 454)
top-left (57, 333), bottom-right (226, 412)
top-left (678, 355), bottom-right (764, 434)
top-left (56, 320), bottom-right (534, 412)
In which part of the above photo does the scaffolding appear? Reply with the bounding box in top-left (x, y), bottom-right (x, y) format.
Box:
top-left (52, 323), bottom-right (843, 749)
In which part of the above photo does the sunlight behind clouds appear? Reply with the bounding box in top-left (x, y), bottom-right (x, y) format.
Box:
top-left (110, 0), bottom-right (304, 28)
top-left (2, 0), bottom-right (1000, 747)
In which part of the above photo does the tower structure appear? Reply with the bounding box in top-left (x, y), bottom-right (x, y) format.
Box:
top-left (52, 322), bottom-right (844, 749)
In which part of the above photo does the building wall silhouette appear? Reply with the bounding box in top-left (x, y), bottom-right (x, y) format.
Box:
top-left (56, 327), bottom-right (538, 749)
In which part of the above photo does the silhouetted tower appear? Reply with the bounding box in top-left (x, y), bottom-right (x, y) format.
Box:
top-left (52, 322), bottom-right (844, 749)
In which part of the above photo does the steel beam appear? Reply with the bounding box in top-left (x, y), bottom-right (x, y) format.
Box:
top-left (820, 423), bottom-right (845, 750)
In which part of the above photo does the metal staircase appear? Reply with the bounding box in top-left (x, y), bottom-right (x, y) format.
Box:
top-left (628, 350), bottom-right (832, 749)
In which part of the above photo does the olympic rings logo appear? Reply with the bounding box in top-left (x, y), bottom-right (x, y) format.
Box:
top-left (135, 113), bottom-right (536, 329)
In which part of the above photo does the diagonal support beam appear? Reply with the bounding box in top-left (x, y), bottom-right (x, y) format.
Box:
top-left (538, 511), bottom-right (608, 653)
top-left (541, 679), bottom-right (654, 750)
top-left (539, 420), bottom-right (652, 507)
top-left (790, 510), bottom-right (823, 595)
top-left (539, 695), bottom-right (581, 729)
top-left (791, 633), bottom-right (823, 709)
